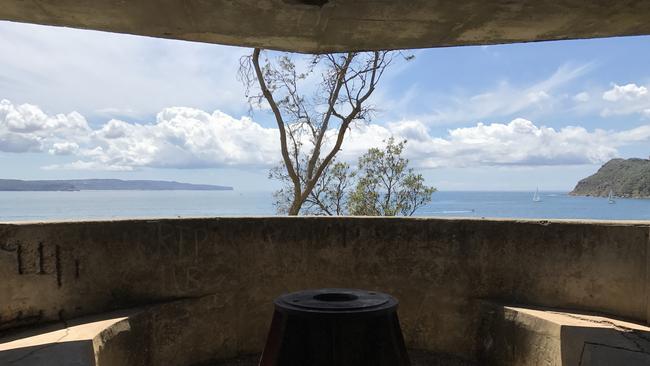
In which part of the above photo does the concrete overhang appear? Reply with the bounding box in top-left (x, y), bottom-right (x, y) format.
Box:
top-left (2, 1), bottom-right (650, 53)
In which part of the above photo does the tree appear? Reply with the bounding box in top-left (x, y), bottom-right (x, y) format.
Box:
top-left (239, 49), bottom-right (402, 215)
top-left (270, 138), bottom-right (436, 216)
top-left (270, 160), bottom-right (355, 216)
top-left (347, 138), bottom-right (436, 216)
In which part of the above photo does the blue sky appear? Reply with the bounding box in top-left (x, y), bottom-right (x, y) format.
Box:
top-left (1, 21), bottom-right (649, 191)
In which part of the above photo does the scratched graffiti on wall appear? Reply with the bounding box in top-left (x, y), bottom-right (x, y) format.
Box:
top-left (0, 240), bottom-right (80, 287)
top-left (0, 220), bottom-right (246, 331)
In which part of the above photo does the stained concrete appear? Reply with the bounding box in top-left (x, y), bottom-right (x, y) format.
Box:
top-left (0, 296), bottom-right (250, 366)
top-left (1, 217), bottom-right (649, 364)
top-left (0, 312), bottom-right (132, 366)
top-left (4, 300), bottom-right (650, 365)
top-left (478, 304), bottom-right (650, 365)
top-left (2, 1), bottom-right (650, 52)
top-left (0, 297), bottom-right (477, 365)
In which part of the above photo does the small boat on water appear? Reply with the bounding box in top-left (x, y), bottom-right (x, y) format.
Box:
top-left (533, 187), bottom-right (542, 202)
top-left (608, 189), bottom-right (616, 204)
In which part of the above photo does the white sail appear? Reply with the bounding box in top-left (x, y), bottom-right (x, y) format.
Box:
top-left (608, 189), bottom-right (616, 204)
top-left (533, 187), bottom-right (541, 202)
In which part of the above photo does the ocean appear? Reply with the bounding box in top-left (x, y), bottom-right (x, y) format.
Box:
top-left (0, 190), bottom-right (648, 222)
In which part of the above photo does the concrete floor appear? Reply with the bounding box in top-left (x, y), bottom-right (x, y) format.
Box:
top-left (207, 350), bottom-right (476, 366)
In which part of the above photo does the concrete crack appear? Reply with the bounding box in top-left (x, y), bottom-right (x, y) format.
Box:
top-left (8, 320), bottom-right (71, 364)
top-left (554, 312), bottom-right (650, 354)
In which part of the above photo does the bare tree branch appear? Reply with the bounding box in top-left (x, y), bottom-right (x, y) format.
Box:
top-left (240, 49), bottom-right (409, 215)
top-left (251, 49), bottom-right (301, 204)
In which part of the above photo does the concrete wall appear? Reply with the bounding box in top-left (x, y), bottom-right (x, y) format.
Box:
top-left (1, 217), bottom-right (649, 362)
top-left (477, 304), bottom-right (650, 366)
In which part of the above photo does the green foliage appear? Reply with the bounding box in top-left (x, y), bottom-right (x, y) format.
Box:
top-left (348, 138), bottom-right (436, 216)
top-left (570, 158), bottom-right (650, 198)
top-left (270, 138), bottom-right (436, 216)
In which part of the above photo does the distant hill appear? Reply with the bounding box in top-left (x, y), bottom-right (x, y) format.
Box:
top-left (0, 179), bottom-right (233, 191)
top-left (570, 158), bottom-right (650, 198)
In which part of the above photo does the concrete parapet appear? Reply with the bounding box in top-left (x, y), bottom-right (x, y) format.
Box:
top-left (1, 217), bottom-right (649, 363)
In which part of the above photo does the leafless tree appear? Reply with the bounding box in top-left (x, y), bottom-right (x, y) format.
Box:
top-left (240, 48), bottom-right (403, 215)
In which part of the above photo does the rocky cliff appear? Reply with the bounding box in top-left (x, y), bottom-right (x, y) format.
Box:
top-left (570, 158), bottom-right (650, 198)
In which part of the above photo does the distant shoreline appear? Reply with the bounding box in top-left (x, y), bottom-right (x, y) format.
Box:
top-left (0, 189), bottom-right (236, 192)
top-left (0, 179), bottom-right (233, 191)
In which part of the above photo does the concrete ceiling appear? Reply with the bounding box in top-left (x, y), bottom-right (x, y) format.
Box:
top-left (2, 1), bottom-right (650, 53)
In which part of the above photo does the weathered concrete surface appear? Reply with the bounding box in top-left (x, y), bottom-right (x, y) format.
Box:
top-left (0, 297), bottom-right (476, 366)
top-left (0, 217), bottom-right (649, 364)
top-left (478, 304), bottom-right (650, 365)
top-left (2, 1), bottom-right (650, 52)
top-left (0, 311), bottom-right (132, 366)
top-left (0, 296), bottom-right (243, 366)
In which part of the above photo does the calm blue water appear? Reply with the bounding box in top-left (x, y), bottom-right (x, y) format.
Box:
top-left (418, 191), bottom-right (650, 220)
top-left (0, 190), bottom-right (648, 222)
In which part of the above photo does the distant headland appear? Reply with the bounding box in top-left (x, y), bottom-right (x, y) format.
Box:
top-left (570, 158), bottom-right (650, 198)
top-left (0, 179), bottom-right (233, 191)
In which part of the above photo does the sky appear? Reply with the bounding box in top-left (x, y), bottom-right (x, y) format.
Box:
top-left (1, 21), bottom-right (649, 191)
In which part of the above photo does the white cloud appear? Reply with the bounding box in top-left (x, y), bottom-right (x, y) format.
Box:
top-left (602, 83), bottom-right (648, 102)
top-left (1, 99), bottom-right (279, 170)
top-left (573, 92), bottom-right (590, 102)
top-left (0, 21), bottom-right (248, 120)
top-left (424, 63), bottom-right (592, 125)
top-left (2, 99), bottom-right (648, 171)
top-left (80, 108), bottom-right (277, 170)
top-left (526, 90), bottom-right (550, 103)
top-left (611, 124), bottom-right (650, 142)
top-left (0, 99), bottom-right (90, 153)
top-left (600, 83), bottom-right (650, 118)
top-left (342, 118), bottom-right (645, 168)
top-left (42, 160), bottom-right (133, 171)
top-left (48, 142), bottom-right (79, 155)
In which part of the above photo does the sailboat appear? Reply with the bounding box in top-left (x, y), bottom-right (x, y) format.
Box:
top-left (608, 189), bottom-right (616, 204)
top-left (533, 187), bottom-right (542, 202)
